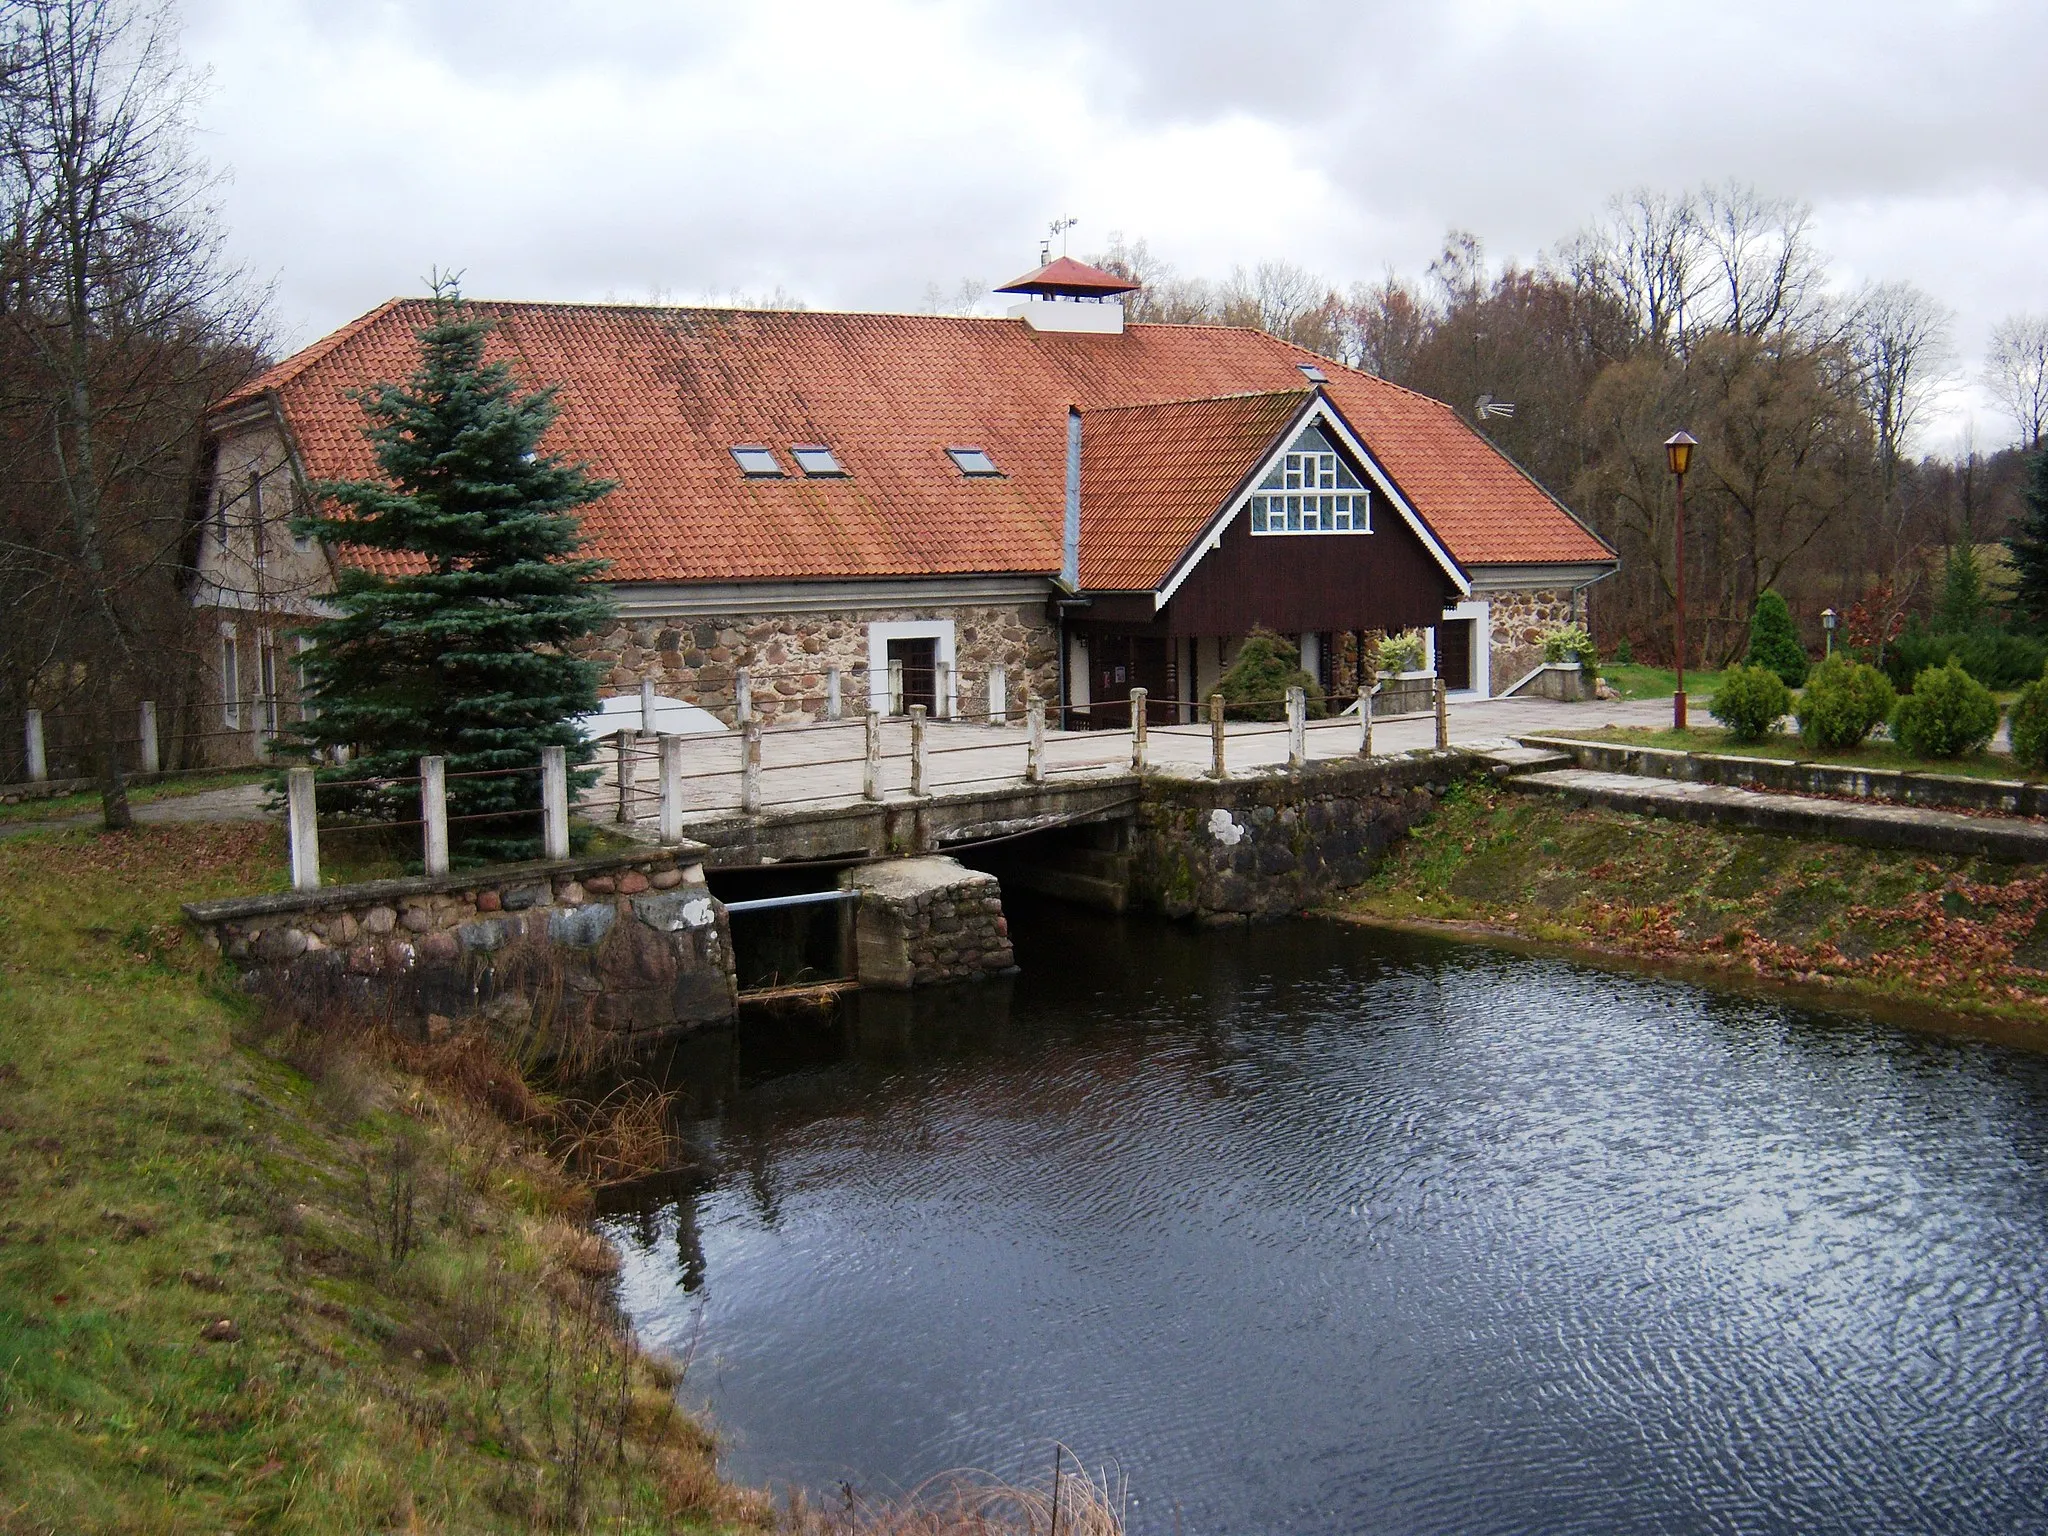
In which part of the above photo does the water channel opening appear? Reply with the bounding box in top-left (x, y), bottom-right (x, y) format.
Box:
top-left (705, 864), bottom-right (857, 998)
top-left (952, 817), bottom-right (1134, 913)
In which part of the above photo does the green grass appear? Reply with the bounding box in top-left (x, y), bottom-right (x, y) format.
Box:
top-left (1597, 662), bottom-right (1735, 701)
top-left (0, 823), bottom-right (761, 1533)
top-left (1338, 781), bottom-right (2048, 1033)
top-left (1551, 724), bottom-right (2037, 783)
top-left (0, 769), bottom-right (269, 827)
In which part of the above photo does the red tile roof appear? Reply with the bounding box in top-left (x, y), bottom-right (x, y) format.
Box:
top-left (219, 301), bottom-right (1613, 584)
top-left (1078, 391), bottom-right (1313, 591)
top-left (995, 256), bottom-right (1141, 296)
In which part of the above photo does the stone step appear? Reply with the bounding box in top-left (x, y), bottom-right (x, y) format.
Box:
top-left (1510, 768), bottom-right (2048, 863)
top-left (1472, 744), bottom-right (1575, 777)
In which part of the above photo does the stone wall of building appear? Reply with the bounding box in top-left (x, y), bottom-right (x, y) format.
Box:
top-left (1130, 750), bottom-right (1474, 921)
top-left (574, 602), bottom-right (1059, 726)
top-left (1483, 587), bottom-right (1580, 694)
top-left (183, 847), bottom-right (737, 1045)
top-left (843, 856), bottom-right (1015, 987)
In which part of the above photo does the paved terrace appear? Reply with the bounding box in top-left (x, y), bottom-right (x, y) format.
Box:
top-left (585, 695), bottom-right (1677, 836)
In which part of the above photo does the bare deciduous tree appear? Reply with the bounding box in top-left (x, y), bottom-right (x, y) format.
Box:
top-left (1985, 312), bottom-right (2048, 450)
top-left (0, 0), bottom-right (264, 824)
top-left (1849, 279), bottom-right (1955, 536)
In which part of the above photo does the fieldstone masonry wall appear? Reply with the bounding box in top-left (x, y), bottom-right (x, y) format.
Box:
top-left (1484, 587), bottom-right (1580, 692)
top-left (1131, 751), bottom-right (1473, 921)
top-left (575, 603), bottom-right (1059, 726)
top-left (843, 856), bottom-right (1016, 988)
top-left (183, 848), bottom-right (738, 1043)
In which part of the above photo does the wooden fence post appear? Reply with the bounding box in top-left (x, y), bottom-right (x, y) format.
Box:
top-left (615, 728), bottom-right (633, 823)
top-left (863, 710), bottom-right (884, 801)
top-left (989, 663), bottom-right (1007, 726)
top-left (1287, 686), bottom-right (1306, 770)
top-left (736, 667), bottom-right (752, 725)
top-left (287, 766), bottom-right (320, 892)
top-left (24, 709), bottom-right (45, 782)
top-left (541, 746), bottom-right (569, 860)
top-left (1435, 678), bottom-right (1449, 750)
top-left (1026, 695), bottom-right (1044, 783)
top-left (138, 701), bottom-right (160, 776)
top-left (826, 665), bottom-right (842, 721)
top-left (420, 756), bottom-right (449, 877)
top-left (1209, 694), bottom-right (1227, 780)
top-left (640, 677), bottom-right (657, 735)
top-left (741, 719), bottom-right (762, 814)
top-left (658, 733), bottom-right (684, 844)
top-left (1130, 688), bottom-right (1148, 771)
top-left (1359, 686), bottom-right (1374, 758)
top-left (909, 705), bottom-right (928, 796)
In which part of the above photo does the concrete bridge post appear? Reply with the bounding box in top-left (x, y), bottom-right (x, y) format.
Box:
top-left (827, 665), bottom-right (842, 720)
top-left (1435, 678), bottom-right (1450, 750)
top-left (909, 705), bottom-right (929, 796)
top-left (1130, 687), bottom-right (1148, 771)
top-left (286, 766), bottom-right (319, 892)
top-left (1359, 686), bottom-right (1374, 758)
top-left (1026, 695), bottom-right (1044, 783)
top-left (1209, 694), bottom-right (1227, 780)
top-left (658, 733), bottom-right (685, 844)
top-left (863, 711), bottom-right (884, 801)
top-left (420, 756), bottom-right (449, 877)
top-left (1287, 687), bottom-right (1306, 771)
top-left (736, 668), bottom-right (753, 725)
top-left (615, 729), bottom-right (633, 822)
top-left (990, 664), bottom-right (1007, 726)
top-left (741, 719), bottom-right (762, 814)
top-left (139, 700), bottom-right (159, 775)
top-left (24, 709), bottom-right (45, 781)
top-left (640, 677), bottom-right (657, 734)
top-left (541, 746), bottom-right (569, 859)
top-left (936, 661), bottom-right (953, 720)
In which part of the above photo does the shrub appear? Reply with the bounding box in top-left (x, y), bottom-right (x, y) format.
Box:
top-left (1709, 665), bottom-right (1791, 742)
top-left (1794, 657), bottom-right (1896, 752)
top-left (1890, 660), bottom-right (2000, 758)
top-left (2009, 674), bottom-right (2048, 773)
top-left (1374, 629), bottom-right (1426, 674)
top-left (1217, 627), bottom-right (1325, 722)
top-left (1744, 589), bottom-right (1809, 687)
top-left (1541, 622), bottom-right (1597, 675)
top-left (1611, 635), bottom-right (1634, 666)
top-left (1882, 623), bottom-right (2048, 692)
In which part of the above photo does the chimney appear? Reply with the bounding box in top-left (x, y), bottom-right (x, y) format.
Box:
top-left (1063, 408), bottom-right (1081, 589)
top-left (995, 256), bottom-right (1139, 336)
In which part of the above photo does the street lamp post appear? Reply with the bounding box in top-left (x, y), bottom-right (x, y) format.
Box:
top-left (1821, 607), bottom-right (1838, 659)
top-left (1664, 431), bottom-right (1697, 731)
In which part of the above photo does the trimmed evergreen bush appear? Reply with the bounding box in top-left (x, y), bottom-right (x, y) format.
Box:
top-left (1218, 628), bottom-right (1325, 721)
top-left (1890, 661), bottom-right (2000, 759)
top-left (1611, 636), bottom-right (1633, 666)
top-left (2009, 674), bottom-right (2048, 773)
top-left (1709, 665), bottom-right (1791, 742)
top-left (1744, 589), bottom-right (1808, 687)
top-left (1881, 624), bottom-right (2048, 692)
top-left (1793, 657), bottom-right (1896, 752)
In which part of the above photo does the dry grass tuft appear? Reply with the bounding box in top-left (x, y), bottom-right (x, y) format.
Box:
top-left (788, 1457), bottom-right (1128, 1536)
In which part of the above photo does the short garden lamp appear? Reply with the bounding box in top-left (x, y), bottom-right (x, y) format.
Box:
top-left (1663, 431), bottom-right (1697, 730)
top-left (1821, 607), bottom-right (1837, 659)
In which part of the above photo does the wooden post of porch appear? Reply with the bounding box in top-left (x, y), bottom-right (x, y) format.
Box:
top-left (863, 711), bottom-right (884, 801)
top-left (1287, 687), bottom-right (1306, 770)
top-left (909, 705), bottom-right (928, 796)
top-left (1129, 688), bottom-right (1148, 771)
top-left (1026, 694), bottom-right (1044, 783)
top-left (740, 718), bottom-right (762, 814)
top-left (658, 733), bottom-right (685, 844)
top-left (1435, 677), bottom-right (1449, 750)
top-left (1209, 694), bottom-right (1227, 780)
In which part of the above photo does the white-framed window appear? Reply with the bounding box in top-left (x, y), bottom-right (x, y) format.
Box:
top-left (214, 486), bottom-right (230, 550)
top-left (295, 636), bottom-right (316, 721)
top-left (220, 627), bottom-right (241, 729)
top-left (1248, 426), bottom-right (1372, 535)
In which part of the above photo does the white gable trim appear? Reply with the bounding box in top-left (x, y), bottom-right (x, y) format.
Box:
top-left (1153, 393), bottom-right (1472, 609)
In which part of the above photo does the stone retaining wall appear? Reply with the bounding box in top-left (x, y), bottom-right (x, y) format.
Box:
top-left (844, 856), bottom-right (1016, 987)
top-left (1131, 750), bottom-right (1474, 921)
top-left (182, 847), bottom-right (737, 1044)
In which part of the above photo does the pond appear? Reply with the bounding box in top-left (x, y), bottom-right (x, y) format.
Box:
top-left (599, 896), bottom-right (2048, 1535)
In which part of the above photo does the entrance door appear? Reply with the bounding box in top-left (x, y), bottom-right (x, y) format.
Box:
top-left (1435, 618), bottom-right (1473, 693)
top-left (1089, 635), bottom-right (1172, 728)
top-left (886, 636), bottom-right (938, 716)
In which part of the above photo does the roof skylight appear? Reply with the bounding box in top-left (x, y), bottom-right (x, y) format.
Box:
top-left (1297, 363), bottom-right (1328, 383)
top-left (791, 444), bottom-right (846, 477)
top-left (946, 446), bottom-right (1001, 477)
top-left (730, 445), bottom-right (783, 477)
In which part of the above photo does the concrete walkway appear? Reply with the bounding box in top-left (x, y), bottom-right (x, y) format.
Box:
top-left (0, 783), bottom-right (273, 840)
top-left (1510, 767), bottom-right (2048, 862)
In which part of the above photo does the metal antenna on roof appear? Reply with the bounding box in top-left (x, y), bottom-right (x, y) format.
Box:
top-left (1049, 216), bottom-right (1078, 257)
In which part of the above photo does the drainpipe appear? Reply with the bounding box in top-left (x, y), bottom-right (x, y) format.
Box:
top-left (1063, 407), bottom-right (1081, 590)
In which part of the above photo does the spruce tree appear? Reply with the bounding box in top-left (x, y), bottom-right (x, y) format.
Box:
top-left (2009, 448), bottom-right (2048, 632)
top-left (1744, 589), bottom-right (1809, 688)
top-left (1936, 544), bottom-right (1986, 633)
top-left (286, 280), bottom-right (616, 861)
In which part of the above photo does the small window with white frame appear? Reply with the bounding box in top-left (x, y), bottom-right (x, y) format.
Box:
top-left (1247, 425), bottom-right (1372, 535)
top-left (220, 628), bottom-right (241, 729)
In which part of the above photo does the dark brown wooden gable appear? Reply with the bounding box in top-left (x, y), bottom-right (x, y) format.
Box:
top-left (1160, 503), bottom-right (1457, 637)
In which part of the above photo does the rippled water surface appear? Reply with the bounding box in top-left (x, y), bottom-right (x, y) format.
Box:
top-left (601, 900), bottom-right (2048, 1535)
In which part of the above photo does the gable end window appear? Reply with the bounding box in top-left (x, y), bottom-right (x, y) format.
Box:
top-left (1248, 425), bottom-right (1372, 535)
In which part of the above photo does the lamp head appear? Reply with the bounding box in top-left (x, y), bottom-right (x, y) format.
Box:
top-left (1822, 608), bottom-right (1838, 628)
top-left (1664, 430), bottom-right (1697, 477)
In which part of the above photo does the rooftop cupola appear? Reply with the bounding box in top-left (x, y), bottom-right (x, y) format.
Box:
top-left (996, 256), bottom-right (1138, 336)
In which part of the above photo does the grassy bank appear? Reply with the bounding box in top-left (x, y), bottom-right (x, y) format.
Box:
top-left (1334, 782), bottom-right (2048, 1038)
top-left (1551, 724), bottom-right (2033, 783)
top-left (0, 769), bottom-right (268, 828)
top-left (0, 822), bottom-right (767, 1533)
top-left (1595, 662), bottom-right (1731, 701)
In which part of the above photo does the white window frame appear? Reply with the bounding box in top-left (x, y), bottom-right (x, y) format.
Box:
top-left (220, 625), bottom-right (241, 729)
top-left (866, 619), bottom-right (957, 716)
top-left (1248, 443), bottom-right (1372, 537)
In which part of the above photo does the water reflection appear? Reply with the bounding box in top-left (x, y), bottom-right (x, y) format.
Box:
top-left (600, 898), bottom-right (2048, 1535)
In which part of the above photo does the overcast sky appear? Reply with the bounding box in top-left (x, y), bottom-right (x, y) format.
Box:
top-left (184, 0), bottom-right (2048, 453)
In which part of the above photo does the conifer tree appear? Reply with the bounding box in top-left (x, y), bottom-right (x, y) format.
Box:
top-left (286, 279), bottom-right (616, 860)
top-left (1936, 544), bottom-right (1986, 633)
top-left (1744, 589), bottom-right (1808, 688)
top-left (2009, 448), bottom-right (2048, 632)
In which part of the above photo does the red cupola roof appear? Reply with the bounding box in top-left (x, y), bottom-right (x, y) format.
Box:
top-left (993, 255), bottom-right (1141, 298)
